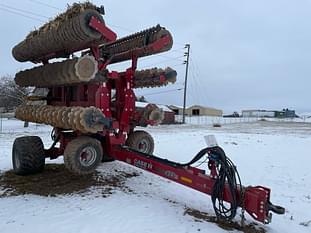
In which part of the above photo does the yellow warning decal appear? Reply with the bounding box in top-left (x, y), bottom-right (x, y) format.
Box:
top-left (180, 176), bottom-right (192, 184)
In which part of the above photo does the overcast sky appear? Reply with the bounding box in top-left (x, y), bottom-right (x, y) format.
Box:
top-left (0, 0), bottom-right (310, 113)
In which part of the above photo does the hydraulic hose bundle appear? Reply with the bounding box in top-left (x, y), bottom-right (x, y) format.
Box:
top-left (207, 146), bottom-right (242, 222)
top-left (124, 145), bottom-right (242, 221)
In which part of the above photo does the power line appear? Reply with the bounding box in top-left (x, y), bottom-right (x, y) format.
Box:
top-left (11, 0), bottom-right (188, 50)
top-left (189, 64), bottom-right (202, 104)
top-left (23, 0), bottom-right (139, 35)
top-left (0, 3), bottom-right (136, 35)
top-left (189, 57), bottom-right (207, 105)
top-left (0, 3), bottom-right (48, 19)
top-left (24, 0), bottom-right (147, 35)
top-left (139, 55), bottom-right (184, 69)
top-left (5, 1), bottom-right (188, 54)
top-left (184, 65), bottom-right (197, 104)
top-left (143, 88), bottom-right (183, 96)
top-left (27, 0), bottom-right (61, 10)
top-left (169, 48), bottom-right (188, 54)
top-left (140, 62), bottom-right (184, 70)
top-left (106, 23), bottom-right (134, 33)
top-left (2, 1), bottom-right (188, 74)
top-left (188, 69), bottom-right (201, 104)
top-left (138, 47), bottom-right (185, 61)
top-left (105, 60), bottom-right (184, 74)
top-left (174, 41), bottom-right (189, 47)
top-left (30, 0), bottom-right (188, 48)
top-left (0, 7), bottom-right (44, 22)
top-left (167, 63), bottom-right (186, 69)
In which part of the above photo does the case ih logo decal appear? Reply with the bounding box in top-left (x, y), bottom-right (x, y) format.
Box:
top-left (133, 159), bottom-right (153, 170)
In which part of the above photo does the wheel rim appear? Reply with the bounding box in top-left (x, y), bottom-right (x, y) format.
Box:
top-left (79, 146), bottom-right (97, 167)
top-left (138, 139), bottom-right (150, 153)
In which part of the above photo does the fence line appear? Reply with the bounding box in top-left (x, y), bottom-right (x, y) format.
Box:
top-left (0, 114), bottom-right (311, 133)
top-left (174, 115), bottom-right (311, 125)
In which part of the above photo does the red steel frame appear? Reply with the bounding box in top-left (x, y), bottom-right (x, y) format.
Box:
top-left (43, 17), bottom-right (283, 224)
top-left (111, 146), bottom-right (273, 223)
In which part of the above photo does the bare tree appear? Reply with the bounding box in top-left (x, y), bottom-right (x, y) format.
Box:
top-left (0, 75), bottom-right (30, 112)
top-left (0, 75), bottom-right (31, 127)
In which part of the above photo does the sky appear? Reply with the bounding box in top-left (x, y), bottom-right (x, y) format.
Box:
top-left (0, 0), bottom-right (310, 114)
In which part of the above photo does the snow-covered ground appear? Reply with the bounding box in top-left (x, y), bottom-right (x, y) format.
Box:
top-left (0, 119), bottom-right (311, 233)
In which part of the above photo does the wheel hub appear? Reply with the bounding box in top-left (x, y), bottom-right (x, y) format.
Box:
top-left (79, 146), bottom-right (97, 166)
top-left (138, 139), bottom-right (150, 153)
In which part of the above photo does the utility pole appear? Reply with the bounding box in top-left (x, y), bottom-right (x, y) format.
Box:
top-left (182, 44), bottom-right (190, 124)
top-left (0, 113), bottom-right (2, 133)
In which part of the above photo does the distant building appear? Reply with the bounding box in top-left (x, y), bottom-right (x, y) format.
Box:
top-left (223, 112), bottom-right (240, 118)
top-left (168, 105), bottom-right (183, 115)
top-left (275, 109), bottom-right (297, 118)
top-left (242, 110), bottom-right (275, 118)
top-left (168, 105), bottom-right (223, 117)
top-left (242, 109), bottom-right (297, 118)
top-left (186, 105), bottom-right (223, 116)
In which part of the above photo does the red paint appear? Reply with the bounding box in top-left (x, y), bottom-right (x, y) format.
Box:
top-left (111, 146), bottom-right (272, 223)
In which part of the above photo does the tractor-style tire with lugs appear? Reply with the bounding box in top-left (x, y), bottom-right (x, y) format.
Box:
top-left (125, 130), bottom-right (154, 154)
top-left (12, 136), bottom-right (45, 175)
top-left (64, 136), bottom-right (103, 175)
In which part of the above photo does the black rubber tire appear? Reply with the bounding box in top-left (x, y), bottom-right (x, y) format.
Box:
top-left (64, 136), bottom-right (103, 175)
top-left (12, 136), bottom-right (45, 175)
top-left (126, 130), bottom-right (154, 154)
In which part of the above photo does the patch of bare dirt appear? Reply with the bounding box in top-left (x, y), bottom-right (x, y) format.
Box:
top-left (0, 164), bottom-right (139, 197)
top-left (184, 208), bottom-right (266, 233)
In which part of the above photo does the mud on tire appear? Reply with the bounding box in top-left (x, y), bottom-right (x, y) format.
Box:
top-left (126, 130), bottom-right (154, 154)
top-left (64, 136), bottom-right (103, 175)
top-left (12, 136), bottom-right (45, 175)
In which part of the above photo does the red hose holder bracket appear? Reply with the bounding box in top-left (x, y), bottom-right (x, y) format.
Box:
top-left (242, 186), bottom-right (272, 223)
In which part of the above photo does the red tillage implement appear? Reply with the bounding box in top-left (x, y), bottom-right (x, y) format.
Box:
top-left (12, 4), bottom-right (284, 225)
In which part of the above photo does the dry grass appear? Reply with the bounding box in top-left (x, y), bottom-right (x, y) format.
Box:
top-left (26, 1), bottom-right (97, 39)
